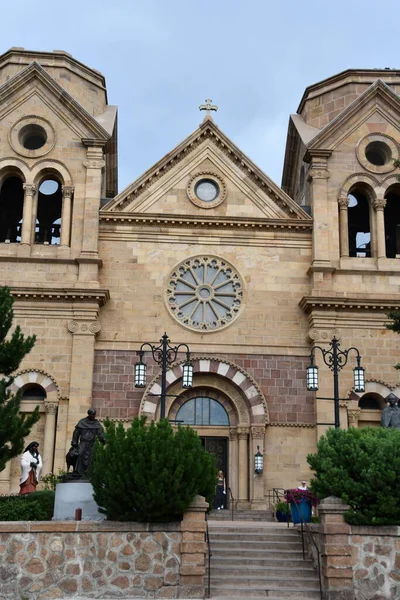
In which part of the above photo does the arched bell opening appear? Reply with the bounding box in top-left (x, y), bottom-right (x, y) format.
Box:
top-left (0, 175), bottom-right (24, 243)
top-left (35, 178), bottom-right (62, 245)
top-left (347, 185), bottom-right (372, 257)
top-left (384, 183), bottom-right (400, 258)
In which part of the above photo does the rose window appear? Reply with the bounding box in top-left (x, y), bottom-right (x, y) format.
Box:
top-left (166, 256), bottom-right (244, 331)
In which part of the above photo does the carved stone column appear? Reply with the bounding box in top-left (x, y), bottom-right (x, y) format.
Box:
top-left (347, 409), bottom-right (360, 429)
top-left (237, 427), bottom-right (249, 508)
top-left (338, 196), bottom-right (349, 257)
top-left (20, 184), bottom-right (36, 245)
top-left (229, 428), bottom-right (239, 504)
top-left (373, 196), bottom-right (387, 259)
top-left (251, 426), bottom-right (266, 509)
top-left (60, 186), bottom-right (74, 247)
top-left (42, 401), bottom-right (58, 474)
top-left (307, 150), bottom-right (332, 271)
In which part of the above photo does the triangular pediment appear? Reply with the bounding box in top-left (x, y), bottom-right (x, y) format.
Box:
top-left (0, 62), bottom-right (111, 141)
top-left (306, 80), bottom-right (400, 152)
top-left (104, 119), bottom-right (311, 221)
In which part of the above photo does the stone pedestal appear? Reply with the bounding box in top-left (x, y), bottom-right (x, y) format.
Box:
top-left (53, 481), bottom-right (104, 520)
top-left (180, 494), bottom-right (208, 598)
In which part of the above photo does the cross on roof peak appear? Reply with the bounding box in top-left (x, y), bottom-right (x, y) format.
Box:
top-left (199, 99), bottom-right (218, 120)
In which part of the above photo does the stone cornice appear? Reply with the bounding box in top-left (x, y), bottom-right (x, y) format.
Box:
top-left (99, 212), bottom-right (313, 232)
top-left (10, 287), bottom-right (110, 306)
top-left (104, 121), bottom-right (311, 220)
top-left (300, 296), bottom-right (400, 314)
top-left (268, 422), bottom-right (316, 428)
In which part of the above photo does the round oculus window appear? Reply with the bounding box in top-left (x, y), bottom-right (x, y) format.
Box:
top-left (166, 256), bottom-right (244, 332)
top-left (365, 141), bottom-right (392, 166)
top-left (195, 179), bottom-right (220, 202)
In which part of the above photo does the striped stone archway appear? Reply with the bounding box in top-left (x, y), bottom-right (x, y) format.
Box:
top-left (10, 369), bottom-right (60, 474)
top-left (138, 357), bottom-right (268, 509)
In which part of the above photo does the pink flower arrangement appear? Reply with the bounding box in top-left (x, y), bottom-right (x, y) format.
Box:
top-left (284, 488), bottom-right (318, 506)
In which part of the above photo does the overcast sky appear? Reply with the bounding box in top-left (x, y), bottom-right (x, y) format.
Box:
top-left (1, 0), bottom-right (398, 193)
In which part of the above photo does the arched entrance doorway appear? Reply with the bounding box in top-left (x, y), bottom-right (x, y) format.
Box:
top-left (139, 358), bottom-right (269, 509)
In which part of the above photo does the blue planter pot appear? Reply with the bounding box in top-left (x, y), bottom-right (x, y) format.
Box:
top-left (290, 498), bottom-right (311, 524)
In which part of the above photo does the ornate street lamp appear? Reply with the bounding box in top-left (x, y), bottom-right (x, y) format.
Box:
top-left (134, 332), bottom-right (193, 419)
top-left (254, 446), bottom-right (263, 475)
top-left (306, 336), bottom-right (365, 428)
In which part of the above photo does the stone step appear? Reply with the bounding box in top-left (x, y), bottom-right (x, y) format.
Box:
top-left (210, 556), bottom-right (314, 568)
top-left (209, 531), bottom-right (297, 540)
top-left (210, 585), bottom-right (321, 598)
top-left (210, 574), bottom-right (320, 587)
top-left (211, 539), bottom-right (304, 549)
top-left (210, 549), bottom-right (306, 559)
top-left (207, 565), bottom-right (316, 577)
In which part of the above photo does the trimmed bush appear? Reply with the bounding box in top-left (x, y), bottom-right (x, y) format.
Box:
top-left (307, 427), bottom-right (400, 525)
top-left (0, 490), bottom-right (55, 520)
top-left (90, 417), bottom-right (216, 522)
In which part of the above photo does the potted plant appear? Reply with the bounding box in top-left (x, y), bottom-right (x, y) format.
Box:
top-left (274, 500), bottom-right (291, 522)
top-left (284, 489), bottom-right (318, 524)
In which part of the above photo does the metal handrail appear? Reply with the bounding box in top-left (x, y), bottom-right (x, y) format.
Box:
top-left (227, 486), bottom-right (235, 521)
top-left (285, 489), bottom-right (323, 600)
top-left (205, 513), bottom-right (212, 598)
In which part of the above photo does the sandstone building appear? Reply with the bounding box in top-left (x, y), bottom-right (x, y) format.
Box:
top-left (0, 48), bottom-right (399, 504)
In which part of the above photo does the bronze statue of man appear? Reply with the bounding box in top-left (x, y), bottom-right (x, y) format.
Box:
top-left (381, 393), bottom-right (400, 429)
top-left (69, 409), bottom-right (105, 477)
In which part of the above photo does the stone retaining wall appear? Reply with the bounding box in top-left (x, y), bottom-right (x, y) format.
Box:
top-left (0, 496), bottom-right (208, 600)
top-left (303, 497), bottom-right (400, 600)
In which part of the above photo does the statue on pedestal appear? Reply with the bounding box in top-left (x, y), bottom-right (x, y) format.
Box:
top-left (66, 409), bottom-right (105, 478)
top-left (381, 393), bottom-right (400, 429)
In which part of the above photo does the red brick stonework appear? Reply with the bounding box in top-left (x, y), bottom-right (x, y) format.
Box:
top-left (92, 351), bottom-right (315, 424)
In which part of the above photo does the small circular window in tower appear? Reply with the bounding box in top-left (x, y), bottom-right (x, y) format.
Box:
top-left (365, 141), bottom-right (392, 167)
top-left (195, 179), bottom-right (220, 202)
top-left (19, 124), bottom-right (47, 150)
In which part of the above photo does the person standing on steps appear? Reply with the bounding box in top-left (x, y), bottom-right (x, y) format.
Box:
top-left (298, 480), bottom-right (308, 490)
top-left (216, 469), bottom-right (226, 509)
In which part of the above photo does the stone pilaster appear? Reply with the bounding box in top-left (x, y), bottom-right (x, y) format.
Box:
top-left (229, 427), bottom-right (239, 504)
top-left (180, 494), bottom-right (208, 598)
top-left (318, 496), bottom-right (353, 600)
top-left (237, 427), bottom-right (249, 508)
top-left (251, 425), bottom-right (266, 509)
top-left (67, 318), bottom-right (101, 446)
top-left (307, 150), bottom-right (332, 271)
top-left (42, 401), bottom-right (58, 475)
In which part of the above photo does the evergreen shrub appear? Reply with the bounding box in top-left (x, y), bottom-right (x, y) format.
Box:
top-left (307, 427), bottom-right (400, 525)
top-left (90, 417), bottom-right (217, 522)
top-left (0, 490), bottom-right (55, 520)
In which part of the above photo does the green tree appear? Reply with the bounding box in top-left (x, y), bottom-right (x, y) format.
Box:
top-left (307, 427), bottom-right (400, 525)
top-left (0, 286), bottom-right (40, 472)
top-left (90, 417), bottom-right (217, 522)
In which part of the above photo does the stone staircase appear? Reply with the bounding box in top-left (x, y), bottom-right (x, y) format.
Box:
top-left (206, 521), bottom-right (321, 599)
top-left (209, 508), bottom-right (274, 521)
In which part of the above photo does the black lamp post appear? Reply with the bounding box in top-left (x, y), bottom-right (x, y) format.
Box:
top-left (134, 332), bottom-right (193, 419)
top-left (306, 336), bottom-right (365, 429)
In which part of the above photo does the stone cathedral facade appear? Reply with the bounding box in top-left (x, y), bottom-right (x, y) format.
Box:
top-left (0, 48), bottom-right (399, 504)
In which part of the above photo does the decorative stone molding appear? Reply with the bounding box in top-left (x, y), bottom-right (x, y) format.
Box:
top-left (251, 426), bottom-right (265, 439)
top-left (347, 409), bottom-right (360, 425)
top-left (337, 196), bottom-right (349, 209)
top-left (308, 168), bottom-right (330, 180)
top-left (339, 399), bottom-right (350, 408)
top-left (44, 401), bottom-right (58, 415)
top-left (373, 197), bottom-right (387, 211)
top-left (68, 320), bottom-right (101, 335)
top-left (9, 369), bottom-right (60, 403)
top-left (237, 427), bottom-right (250, 439)
top-left (268, 422), bottom-right (316, 428)
top-left (10, 287), bottom-right (109, 306)
top-left (301, 296), bottom-right (400, 313)
top-left (61, 185), bottom-right (74, 198)
top-left (229, 428), bottom-right (238, 441)
top-left (139, 356), bottom-right (269, 425)
top-left (356, 133), bottom-right (398, 174)
top-left (308, 328), bottom-right (341, 342)
top-left (187, 171), bottom-right (227, 209)
top-left (83, 159), bottom-right (106, 169)
top-left (22, 183), bottom-right (37, 196)
top-left (9, 115), bottom-right (56, 158)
